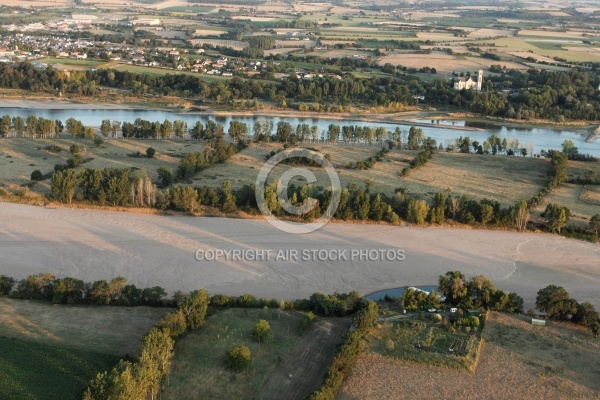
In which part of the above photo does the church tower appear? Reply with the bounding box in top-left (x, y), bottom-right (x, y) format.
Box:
top-left (477, 70), bottom-right (483, 91)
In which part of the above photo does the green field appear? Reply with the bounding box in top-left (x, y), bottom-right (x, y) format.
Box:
top-left (0, 337), bottom-right (119, 400)
top-left (0, 298), bottom-right (169, 356)
top-left (529, 41), bottom-right (564, 51)
top-left (164, 6), bottom-right (214, 13)
top-left (39, 58), bottom-right (104, 67)
top-left (162, 308), bottom-right (304, 399)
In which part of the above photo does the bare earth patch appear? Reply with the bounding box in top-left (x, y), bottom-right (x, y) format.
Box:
top-left (339, 312), bottom-right (600, 400)
top-left (1, 203), bottom-right (599, 311)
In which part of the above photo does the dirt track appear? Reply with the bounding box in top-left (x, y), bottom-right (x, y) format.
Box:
top-left (257, 318), bottom-right (350, 400)
top-left (0, 203), bottom-right (598, 309)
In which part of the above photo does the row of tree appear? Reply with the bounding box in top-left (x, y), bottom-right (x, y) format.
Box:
top-left (307, 299), bottom-right (379, 400)
top-left (437, 271), bottom-right (524, 313)
top-left (1, 273), bottom-right (169, 306)
top-left (85, 289), bottom-right (210, 400)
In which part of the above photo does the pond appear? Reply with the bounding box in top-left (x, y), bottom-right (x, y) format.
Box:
top-left (364, 285), bottom-right (440, 301)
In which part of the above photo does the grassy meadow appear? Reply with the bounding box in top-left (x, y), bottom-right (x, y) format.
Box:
top-left (0, 337), bottom-right (119, 400)
top-left (3, 136), bottom-right (598, 229)
top-left (162, 308), bottom-right (348, 400)
top-left (0, 137), bottom-right (202, 193)
top-left (0, 298), bottom-right (169, 356)
top-left (0, 298), bottom-right (169, 400)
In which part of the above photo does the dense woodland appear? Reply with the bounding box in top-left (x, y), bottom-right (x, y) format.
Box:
top-left (1, 62), bottom-right (599, 120)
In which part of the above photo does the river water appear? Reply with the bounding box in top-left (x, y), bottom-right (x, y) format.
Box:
top-left (0, 106), bottom-right (598, 156)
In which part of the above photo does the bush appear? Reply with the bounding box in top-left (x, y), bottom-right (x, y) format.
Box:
top-left (46, 145), bottom-right (61, 153)
top-left (66, 154), bottom-right (83, 169)
top-left (299, 311), bottom-right (316, 333)
top-left (69, 144), bottom-right (80, 155)
top-left (226, 345), bottom-right (251, 371)
top-left (252, 319), bottom-right (271, 342)
top-left (146, 147), bottom-right (156, 158)
top-left (94, 137), bottom-right (104, 146)
top-left (30, 170), bottom-right (44, 181)
top-left (158, 310), bottom-right (187, 338)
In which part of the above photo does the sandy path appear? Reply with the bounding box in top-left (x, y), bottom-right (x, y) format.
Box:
top-left (0, 203), bottom-right (598, 309)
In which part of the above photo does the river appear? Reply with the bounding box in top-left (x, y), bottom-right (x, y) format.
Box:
top-left (0, 104), bottom-right (598, 156)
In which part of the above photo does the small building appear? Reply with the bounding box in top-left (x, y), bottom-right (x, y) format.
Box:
top-left (132, 18), bottom-right (161, 26)
top-left (531, 318), bottom-right (546, 326)
top-left (454, 70), bottom-right (483, 91)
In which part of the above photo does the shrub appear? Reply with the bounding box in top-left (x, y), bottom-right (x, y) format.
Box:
top-left (69, 144), bottom-right (80, 154)
top-left (226, 345), bottom-right (251, 371)
top-left (67, 154), bottom-right (83, 169)
top-left (30, 170), bottom-right (44, 181)
top-left (146, 147), bottom-right (156, 158)
top-left (94, 137), bottom-right (104, 146)
top-left (252, 319), bottom-right (271, 343)
top-left (158, 309), bottom-right (187, 338)
top-left (299, 311), bottom-right (316, 333)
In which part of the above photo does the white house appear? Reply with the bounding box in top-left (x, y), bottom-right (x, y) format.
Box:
top-left (132, 18), bottom-right (161, 26)
top-left (454, 70), bottom-right (483, 91)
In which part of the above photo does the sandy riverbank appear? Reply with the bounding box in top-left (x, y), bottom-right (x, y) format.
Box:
top-left (1, 203), bottom-right (598, 309)
top-left (0, 99), bottom-right (150, 110)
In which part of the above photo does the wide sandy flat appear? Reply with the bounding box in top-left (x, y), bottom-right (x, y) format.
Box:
top-left (0, 203), bottom-right (598, 309)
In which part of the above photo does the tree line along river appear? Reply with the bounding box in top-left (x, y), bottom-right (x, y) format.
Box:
top-left (0, 106), bottom-right (598, 156)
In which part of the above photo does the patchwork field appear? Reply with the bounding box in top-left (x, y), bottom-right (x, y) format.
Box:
top-left (339, 312), bottom-right (600, 400)
top-left (161, 308), bottom-right (348, 400)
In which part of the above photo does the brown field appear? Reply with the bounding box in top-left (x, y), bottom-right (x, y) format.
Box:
top-left (376, 53), bottom-right (487, 74)
top-left (400, 152), bottom-right (549, 206)
top-left (468, 28), bottom-right (515, 37)
top-left (292, 3), bottom-right (330, 12)
top-left (194, 29), bottom-right (227, 36)
top-left (195, 145), bottom-right (551, 206)
top-left (580, 185), bottom-right (600, 206)
top-left (0, 298), bottom-right (168, 356)
top-left (533, 183), bottom-right (600, 227)
top-left (339, 312), bottom-right (600, 400)
top-left (193, 142), bottom-right (383, 190)
top-left (0, 0), bottom-right (69, 6)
